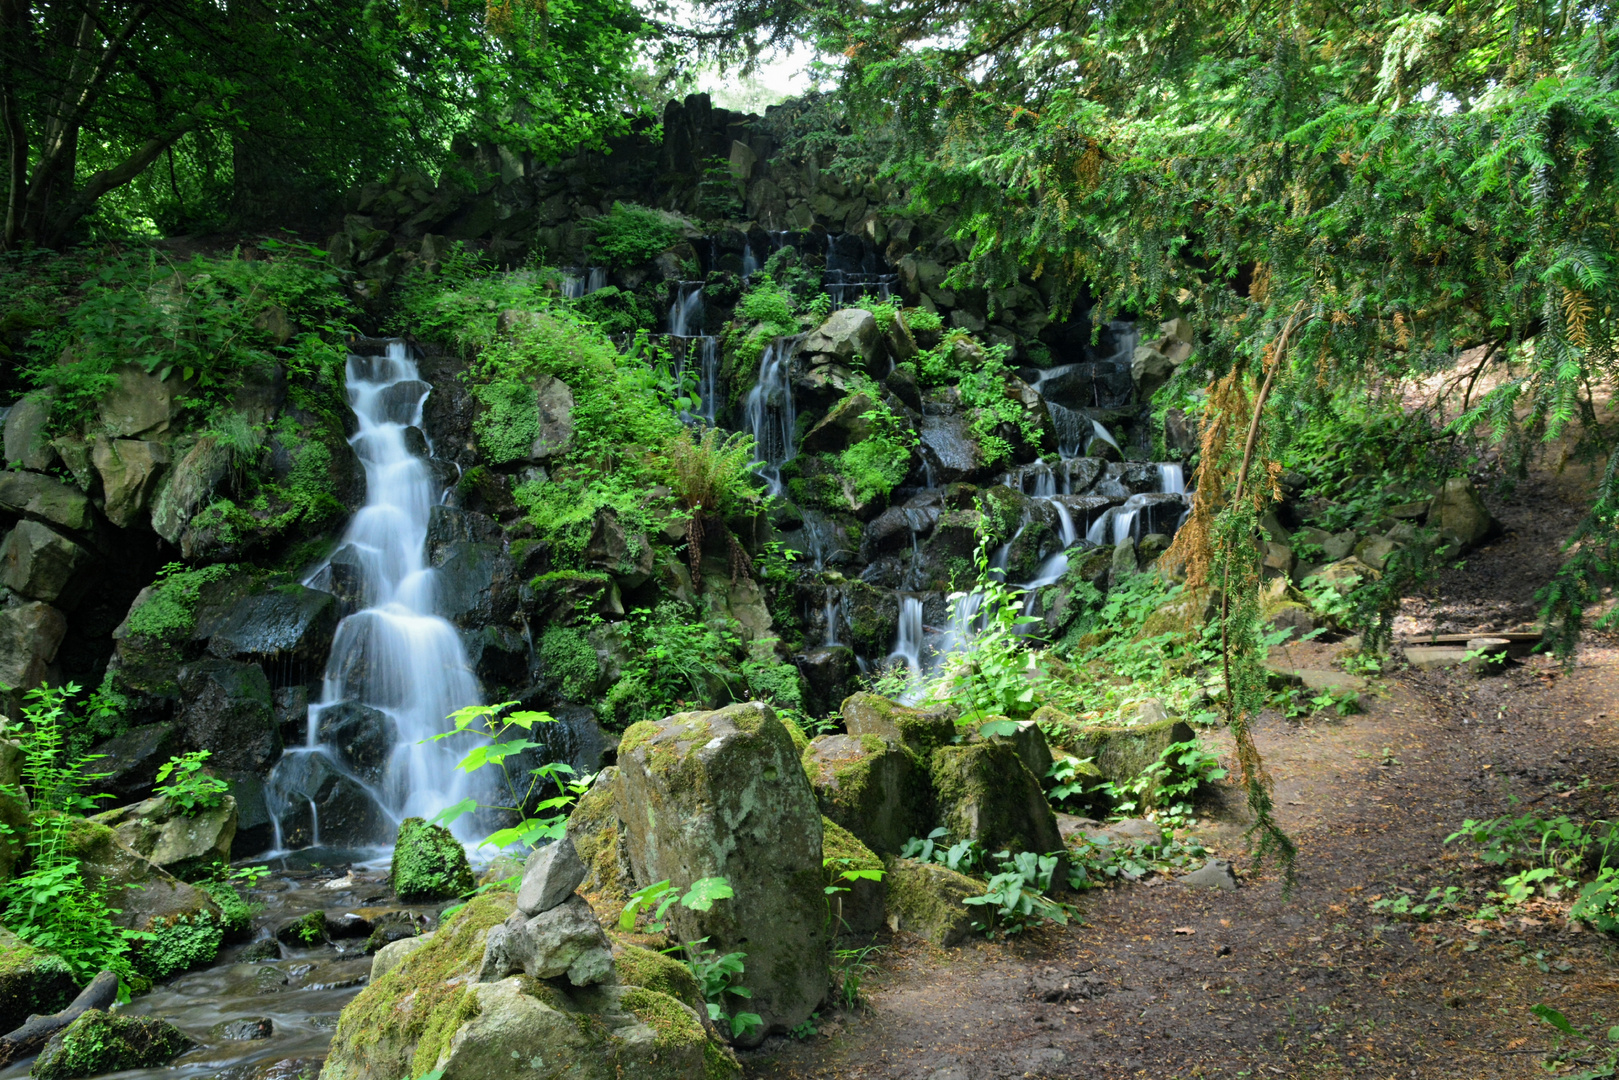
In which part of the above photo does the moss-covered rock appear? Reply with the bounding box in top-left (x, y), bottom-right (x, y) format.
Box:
top-left (323, 891), bottom-right (737, 1080)
top-left (617, 702), bottom-right (828, 1042)
top-left (882, 857), bottom-right (984, 946)
top-left (840, 692), bottom-right (957, 760)
top-left (32, 1009), bottom-right (194, 1080)
top-left (929, 742), bottom-right (1062, 856)
top-left (613, 944), bottom-right (703, 1014)
top-left (1032, 707), bottom-right (1196, 789)
top-left (91, 793), bottom-right (236, 882)
top-left (0, 928), bottom-right (76, 1034)
top-left (821, 818), bottom-right (886, 936)
top-left (802, 734), bottom-right (930, 856)
top-left (391, 817), bottom-right (475, 902)
top-left (565, 769), bottom-right (635, 911)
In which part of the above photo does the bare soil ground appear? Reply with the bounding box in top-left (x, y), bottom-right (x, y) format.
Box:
top-left (747, 461), bottom-right (1619, 1079)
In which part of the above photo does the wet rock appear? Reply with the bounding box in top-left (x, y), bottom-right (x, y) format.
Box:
top-left (516, 836), bottom-right (587, 916)
top-left (930, 742), bottom-right (1062, 855)
top-left (800, 391), bottom-right (875, 454)
top-left (213, 1017), bottom-right (274, 1040)
top-left (803, 308), bottom-right (880, 369)
top-left (0, 927), bottom-right (77, 1034)
top-left (803, 734), bottom-right (929, 856)
top-left (240, 938), bottom-right (282, 962)
top-left (3, 393), bottom-right (56, 471)
top-left (195, 582), bottom-right (339, 666)
top-left (882, 857), bottom-right (983, 946)
top-left (0, 600), bottom-right (67, 697)
top-left (253, 967), bottom-right (289, 993)
top-left (919, 414), bottom-right (986, 484)
top-left (0, 521), bottom-right (89, 605)
top-left (363, 912), bottom-right (426, 953)
top-left (83, 723), bottom-right (182, 803)
top-left (0, 472), bottom-right (92, 531)
top-left (32, 1009), bottom-right (194, 1080)
top-left (431, 540), bottom-right (519, 629)
top-left (150, 437), bottom-right (231, 543)
top-left (391, 817), bottom-right (475, 902)
top-left (841, 692), bottom-right (957, 759)
top-left (1430, 476), bottom-right (1497, 551)
top-left (92, 437), bottom-right (170, 528)
top-left (479, 894), bottom-right (613, 986)
top-left (315, 701), bottom-right (396, 784)
top-left (1180, 858), bottom-right (1237, 891)
top-left (176, 659), bottom-right (280, 773)
top-left (374, 379), bottom-right (430, 425)
top-left (797, 645), bottom-right (857, 718)
top-left (617, 702), bottom-right (827, 1040)
top-left (582, 507), bottom-right (653, 588)
top-left (275, 912), bottom-right (330, 947)
top-left (91, 793), bottom-right (237, 881)
top-left (265, 753), bottom-right (390, 847)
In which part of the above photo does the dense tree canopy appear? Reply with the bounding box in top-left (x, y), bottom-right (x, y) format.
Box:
top-left (0, 0), bottom-right (649, 246)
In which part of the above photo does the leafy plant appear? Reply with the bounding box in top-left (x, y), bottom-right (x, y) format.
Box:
top-left (1529, 1004), bottom-right (1619, 1079)
top-left (832, 944), bottom-right (882, 1012)
top-left (963, 850), bottom-right (1070, 937)
top-left (1101, 739), bottom-right (1226, 828)
top-left (588, 203), bottom-right (685, 269)
top-left (618, 877), bottom-right (735, 934)
top-left (900, 828), bottom-right (984, 876)
top-left (616, 877), bottom-right (761, 1040)
top-left (153, 750), bottom-right (230, 814)
top-left (1066, 829), bottom-right (1210, 890)
top-left (425, 701), bottom-right (592, 851)
top-left (665, 426), bottom-right (763, 582)
top-left (0, 684), bottom-right (141, 989)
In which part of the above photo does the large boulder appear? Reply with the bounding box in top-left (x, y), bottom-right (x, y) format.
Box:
top-left (796, 645), bottom-right (857, 719)
top-left (92, 437), bottom-right (170, 529)
top-left (616, 702), bottom-right (827, 1040)
top-left (1430, 476), bottom-right (1497, 551)
top-left (91, 794), bottom-right (237, 881)
top-left (919, 414), bottom-right (987, 484)
top-left (802, 308), bottom-right (880, 369)
top-left (0, 600), bottom-right (67, 697)
top-left (0, 521), bottom-right (89, 605)
top-left (0, 928), bottom-right (77, 1034)
top-left (432, 540), bottom-right (519, 629)
top-left (0, 740), bottom-right (26, 883)
top-left (391, 817), bottom-right (475, 901)
top-left (529, 375), bottom-right (575, 461)
top-left (193, 580), bottom-right (339, 665)
top-left (565, 769), bottom-right (635, 910)
top-left (802, 734), bottom-right (929, 856)
top-left (3, 394), bottom-right (56, 471)
top-left (315, 701), bottom-right (396, 784)
top-left (267, 751), bottom-right (390, 848)
top-left (0, 472), bottom-right (92, 531)
top-left (97, 366), bottom-right (185, 439)
top-left (841, 692), bottom-right (957, 759)
top-left (882, 857), bottom-right (983, 946)
top-left (1033, 707), bottom-right (1197, 789)
top-left (150, 437), bottom-right (231, 544)
top-left (799, 392), bottom-right (875, 455)
top-left (322, 893), bottom-right (738, 1080)
top-left (175, 659), bottom-right (280, 773)
top-left (31, 1009), bottom-right (193, 1080)
top-left (929, 742), bottom-right (1062, 855)
top-left (82, 723), bottom-right (182, 803)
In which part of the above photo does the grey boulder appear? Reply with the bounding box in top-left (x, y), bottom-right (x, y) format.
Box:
top-left (516, 835), bottom-right (588, 916)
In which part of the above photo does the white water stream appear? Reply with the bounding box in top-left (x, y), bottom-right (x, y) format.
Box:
top-left (267, 342), bottom-right (482, 851)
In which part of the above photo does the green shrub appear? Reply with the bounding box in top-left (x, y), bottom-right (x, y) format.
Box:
top-left (539, 626), bottom-right (599, 700)
top-left (124, 563), bottom-right (238, 640)
top-left (573, 285), bottom-right (654, 336)
top-left (137, 910), bottom-right (225, 980)
top-left (905, 308), bottom-right (943, 334)
top-left (471, 378), bottom-right (540, 465)
top-left (589, 202), bottom-right (685, 269)
top-left (834, 435), bottom-right (912, 508)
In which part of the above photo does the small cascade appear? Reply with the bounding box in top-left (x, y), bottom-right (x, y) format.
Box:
top-left (824, 234), bottom-right (899, 308)
top-left (562, 267), bottom-right (608, 299)
top-left (823, 588), bottom-right (845, 647)
top-left (889, 595), bottom-right (926, 680)
top-left (744, 336), bottom-right (800, 497)
top-left (741, 241), bottom-right (760, 281)
top-left (669, 283), bottom-right (719, 423)
top-left (1158, 462), bottom-right (1186, 494)
top-left (267, 341), bottom-right (482, 852)
top-left (799, 510), bottom-right (839, 570)
top-left (1090, 418), bottom-right (1122, 455)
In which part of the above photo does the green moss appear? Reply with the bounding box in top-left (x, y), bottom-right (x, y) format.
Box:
top-left (328, 892), bottom-right (515, 1079)
top-left (573, 286), bottom-right (654, 336)
top-left (0, 928), bottom-right (75, 1029)
top-left (124, 564), bottom-right (238, 640)
top-left (32, 1010), bottom-right (193, 1080)
top-left (472, 377), bottom-right (541, 465)
top-left (620, 986), bottom-right (705, 1052)
top-left (617, 720), bottom-right (660, 758)
top-left (977, 486), bottom-right (1024, 546)
top-left (821, 817), bottom-right (880, 873)
top-left (390, 817), bottom-right (476, 902)
top-left (196, 880), bottom-right (254, 935)
top-left (410, 984), bottom-right (478, 1077)
top-left (569, 780), bottom-right (631, 909)
top-left (539, 626), bottom-right (599, 700)
top-left (613, 945), bottom-right (703, 1013)
top-left (138, 910), bottom-right (224, 979)
top-left (881, 856), bottom-right (982, 946)
top-left (740, 658), bottom-right (802, 711)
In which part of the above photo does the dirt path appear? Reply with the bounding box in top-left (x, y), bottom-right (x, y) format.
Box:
top-left (748, 474), bottom-right (1619, 1079)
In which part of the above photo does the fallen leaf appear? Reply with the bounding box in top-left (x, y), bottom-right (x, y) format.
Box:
top-left (1173, 926), bottom-right (1196, 935)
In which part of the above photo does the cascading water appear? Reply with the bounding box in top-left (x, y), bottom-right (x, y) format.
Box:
top-left (267, 342), bottom-right (482, 851)
top-left (562, 267), bottom-right (608, 300)
top-left (1158, 462), bottom-right (1185, 494)
top-left (669, 282), bottom-right (719, 423)
top-left (745, 336), bottom-right (800, 497)
top-left (889, 596), bottom-right (926, 681)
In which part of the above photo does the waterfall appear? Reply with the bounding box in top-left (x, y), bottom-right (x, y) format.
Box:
top-left (742, 241), bottom-right (760, 281)
top-left (1157, 462), bottom-right (1185, 494)
top-left (562, 267), bottom-right (608, 300)
top-left (267, 341), bottom-right (482, 851)
top-left (889, 596), bottom-right (925, 681)
top-left (669, 283), bottom-right (719, 423)
top-left (744, 336), bottom-right (799, 498)
top-left (823, 589), bottom-right (844, 647)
